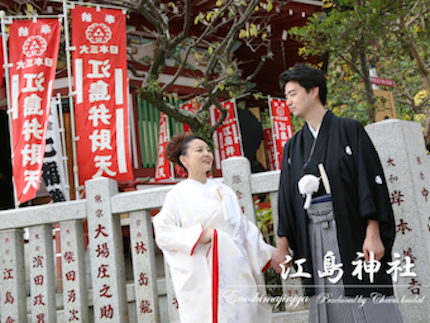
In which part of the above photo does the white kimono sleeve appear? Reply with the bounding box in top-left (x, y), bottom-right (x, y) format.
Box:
top-left (153, 192), bottom-right (204, 256)
top-left (220, 187), bottom-right (275, 322)
top-left (222, 187), bottom-right (275, 273)
top-left (240, 207), bottom-right (275, 273)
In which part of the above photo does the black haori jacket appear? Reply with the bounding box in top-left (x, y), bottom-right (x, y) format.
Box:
top-left (278, 110), bottom-right (396, 297)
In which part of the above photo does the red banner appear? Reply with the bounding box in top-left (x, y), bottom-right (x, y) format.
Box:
top-left (180, 99), bottom-right (200, 133)
top-left (9, 19), bottom-right (61, 204)
top-left (154, 112), bottom-right (172, 181)
top-left (72, 6), bottom-right (133, 185)
top-left (0, 36), bottom-right (4, 88)
top-left (263, 128), bottom-right (276, 171)
top-left (211, 100), bottom-right (242, 169)
top-left (269, 98), bottom-right (294, 169)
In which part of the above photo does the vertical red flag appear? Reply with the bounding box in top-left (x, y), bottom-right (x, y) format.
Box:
top-left (9, 19), bottom-right (61, 204)
top-left (263, 128), bottom-right (276, 171)
top-left (269, 98), bottom-right (294, 169)
top-left (154, 112), bottom-right (172, 181)
top-left (72, 6), bottom-right (133, 185)
top-left (211, 100), bottom-right (243, 170)
top-left (0, 36), bottom-right (4, 88)
top-left (180, 99), bottom-right (200, 133)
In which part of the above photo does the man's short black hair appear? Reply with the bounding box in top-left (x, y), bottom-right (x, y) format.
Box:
top-left (279, 63), bottom-right (327, 105)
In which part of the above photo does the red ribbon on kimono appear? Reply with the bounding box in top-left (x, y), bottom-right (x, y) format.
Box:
top-left (269, 98), bottom-right (294, 169)
top-left (212, 229), bottom-right (219, 323)
top-left (180, 99), bottom-right (200, 133)
top-left (8, 19), bottom-right (61, 204)
top-left (72, 6), bottom-right (133, 185)
top-left (154, 112), bottom-right (173, 181)
top-left (211, 100), bottom-right (243, 170)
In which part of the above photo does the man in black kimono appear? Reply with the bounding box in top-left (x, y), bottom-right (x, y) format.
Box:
top-left (271, 64), bottom-right (401, 321)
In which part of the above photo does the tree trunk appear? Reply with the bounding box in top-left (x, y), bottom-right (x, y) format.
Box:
top-left (408, 42), bottom-right (430, 146)
top-left (425, 117), bottom-right (430, 148)
top-left (359, 50), bottom-right (376, 123)
top-left (406, 37), bottom-right (430, 147)
top-left (407, 36), bottom-right (430, 94)
top-left (398, 14), bottom-right (430, 145)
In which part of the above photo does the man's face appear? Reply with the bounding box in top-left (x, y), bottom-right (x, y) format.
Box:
top-left (284, 81), bottom-right (317, 119)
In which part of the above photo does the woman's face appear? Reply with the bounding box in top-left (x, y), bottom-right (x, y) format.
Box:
top-left (179, 139), bottom-right (213, 175)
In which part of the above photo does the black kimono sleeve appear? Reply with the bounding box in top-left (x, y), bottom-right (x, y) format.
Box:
top-left (277, 132), bottom-right (310, 261)
top-left (277, 140), bottom-right (297, 248)
top-left (350, 120), bottom-right (396, 257)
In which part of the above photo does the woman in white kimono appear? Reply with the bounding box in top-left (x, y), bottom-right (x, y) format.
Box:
top-left (153, 134), bottom-right (275, 323)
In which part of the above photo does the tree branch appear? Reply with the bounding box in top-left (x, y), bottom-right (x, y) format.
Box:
top-left (137, 1), bottom-right (166, 35)
top-left (404, 0), bottom-right (420, 20)
top-left (205, 0), bottom-right (262, 79)
top-left (244, 42), bottom-right (273, 82)
top-left (159, 45), bottom-right (196, 93)
top-left (207, 95), bottom-right (228, 136)
top-left (127, 62), bottom-right (147, 78)
top-left (358, 48), bottom-right (376, 123)
top-left (336, 52), bottom-right (363, 78)
top-left (171, 0), bottom-right (192, 47)
top-left (162, 0), bottom-right (237, 93)
top-left (139, 90), bottom-right (200, 129)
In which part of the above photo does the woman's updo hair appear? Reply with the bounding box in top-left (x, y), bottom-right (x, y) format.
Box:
top-left (165, 133), bottom-right (209, 169)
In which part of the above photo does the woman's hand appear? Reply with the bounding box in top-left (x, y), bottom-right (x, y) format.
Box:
top-left (199, 226), bottom-right (214, 244)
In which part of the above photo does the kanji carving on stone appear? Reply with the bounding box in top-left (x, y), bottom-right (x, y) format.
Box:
top-left (140, 300), bottom-right (153, 314)
top-left (396, 219), bottom-right (412, 234)
top-left (135, 242), bottom-right (147, 254)
top-left (95, 224), bottom-right (108, 238)
top-left (390, 190), bottom-right (404, 206)
top-left (100, 284), bottom-right (113, 298)
top-left (4, 268), bottom-right (13, 280)
top-left (33, 255), bottom-right (44, 268)
top-left (138, 272), bottom-right (148, 286)
top-left (100, 305), bottom-right (114, 319)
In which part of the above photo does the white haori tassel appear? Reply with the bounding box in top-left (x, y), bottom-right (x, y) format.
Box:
top-left (298, 174), bottom-right (320, 210)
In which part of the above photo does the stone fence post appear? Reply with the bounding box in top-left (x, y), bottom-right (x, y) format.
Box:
top-left (129, 210), bottom-right (160, 322)
top-left (366, 119), bottom-right (430, 323)
top-left (0, 229), bottom-right (27, 323)
top-left (222, 157), bottom-right (256, 223)
top-left (29, 225), bottom-right (57, 323)
top-left (60, 220), bottom-right (90, 323)
top-left (222, 157), bottom-right (307, 314)
top-left (85, 177), bottom-right (128, 322)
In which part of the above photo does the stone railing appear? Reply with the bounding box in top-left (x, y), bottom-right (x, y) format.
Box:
top-left (0, 157), bottom-right (308, 323)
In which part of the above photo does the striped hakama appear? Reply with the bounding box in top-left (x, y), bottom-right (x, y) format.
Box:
top-left (307, 195), bottom-right (403, 323)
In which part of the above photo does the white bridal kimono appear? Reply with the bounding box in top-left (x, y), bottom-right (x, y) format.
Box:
top-left (153, 179), bottom-right (274, 323)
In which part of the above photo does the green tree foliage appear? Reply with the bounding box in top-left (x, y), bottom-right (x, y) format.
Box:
top-left (289, 0), bottom-right (401, 123)
top-left (106, 0), bottom-right (287, 141)
top-left (289, 0), bottom-right (430, 142)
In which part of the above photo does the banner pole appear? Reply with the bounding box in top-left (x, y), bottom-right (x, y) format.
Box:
top-left (52, 0), bottom-right (128, 11)
top-left (1, 15), bottom-right (20, 208)
top-left (232, 98), bottom-right (245, 157)
top-left (55, 93), bottom-right (71, 200)
top-left (62, 0), bottom-right (81, 200)
top-left (166, 115), bottom-right (175, 181)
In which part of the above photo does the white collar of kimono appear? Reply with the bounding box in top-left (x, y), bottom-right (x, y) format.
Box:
top-left (307, 122), bottom-right (321, 138)
top-left (181, 179), bottom-right (240, 225)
